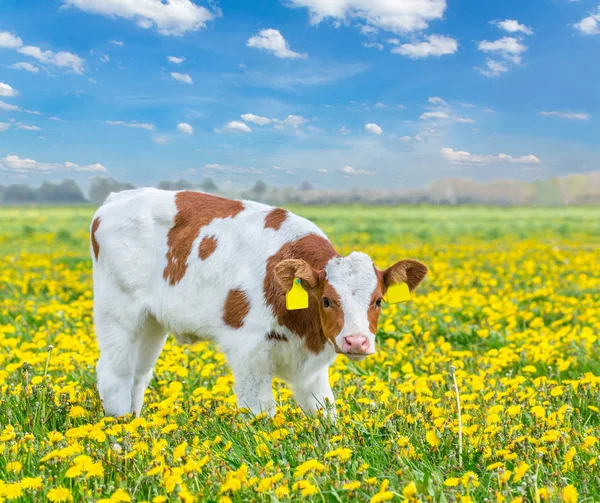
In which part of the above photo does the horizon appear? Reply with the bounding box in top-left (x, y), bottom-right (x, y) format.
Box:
top-left (1, 0), bottom-right (599, 190)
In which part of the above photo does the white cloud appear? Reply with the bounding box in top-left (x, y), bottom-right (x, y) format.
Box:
top-left (205, 163), bottom-right (262, 174)
top-left (10, 62), bottom-right (40, 73)
top-left (241, 113), bottom-right (273, 125)
top-left (247, 29), bottom-right (307, 59)
top-left (152, 135), bottom-right (171, 145)
top-left (167, 56), bottom-right (185, 64)
top-left (0, 122), bottom-right (11, 132)
top-left (492, 19), bottom-right (533, 35)
top-left (341, 165), bottom-right (374, 176)
top-left (18, 45), bottom-right (85, 74)
top-left (364, 123), bottom-right (382, 134)
top-left (49, 116), bottom-right (63, 121)
top-left (479, 59), bottom-right (509, 77)
top-left (441, 147), bottom-right (540, 165)
top-left (374, 102), bottom-right (387, 108)
top-left (540, 111), bottom-right (589, 120)
top-left (0, 83), bottom-right (19, 97)
top-left (476, 35), bottom-right (528, 76)
top-left (110, 40), bottom-right (124, 46)
top-left (177, 122), bottom-right (194, 134)
top-left (16, 124), bottom-right (41, 131)
top-left (0, 31), bottom-right (22, 48)
top-left (280, 115), bottom-right (306, 126)
top-left (363, 41), bottom-right (384, 50)
top-left (420, 111), bottom-right (449, 120)
top-left (338, 125), bottom-right (351, 135)
top-left (477, 36), bottom-right (527, 64)
top-left (428, 96), bottom-right (447, 105)
top-left (317, 168), bottom-right (328, 173)
top-left (170, 72), bottom-right (193, 84)
top-left (0, 31), bottom-right (84, 74)
top-left (360, 24), bottom-right (378, 35)
top-left (400, 135), bottom-right (412, 142)
top-left (243, 62), bottom-right (369, 90)
top-left (0, 100), bottom-right (21, 112)
top-left (61, 0), bottom-right (217, 36)
top-left (99, 53), bottom-right (110, 63)
top-left (25, 110), bottom-right (41, 115)
top-left (573, 8), bottom-right (600, 35)
top-left (392, 34), bottom-right (458, 58)
top-left (216, 121), bottom-right (252, 133)
top-left (287, 0), bottom-right (447, 34)
top-left (105, 120), bottom-right (154, 131)
top-left (484, 108), bottom-right (495, 113)
top-left (453, 117), bottom-right (476, 123)
top-left (0, 154), bottom-right (106, 173)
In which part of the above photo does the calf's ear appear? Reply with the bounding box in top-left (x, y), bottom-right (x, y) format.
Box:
top-left (275, 259), bottom-right (322, 291)
top-left (382, 259), bottom-right (428, 292)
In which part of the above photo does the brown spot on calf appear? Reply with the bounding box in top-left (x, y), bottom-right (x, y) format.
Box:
top-left (91, 217), bottom-right (101, 261)
top-left (264, 208), bottom-right (288, 230)
top-left (198, 235), bottom-right (218, 260)
top-left (264, 234), bottom-right (340, 353)
top-left (223, 289), bottom-right (251, 329)
top-left (164, 192), bottom-right (244, 285)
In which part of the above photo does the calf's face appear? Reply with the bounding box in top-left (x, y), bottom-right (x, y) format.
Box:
top-left (275, 252), bottom-right (428, 361)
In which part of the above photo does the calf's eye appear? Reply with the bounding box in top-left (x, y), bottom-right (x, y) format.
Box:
top-left (322, 297), bottom-right (331, 308)
top-left (375, 298), bottom-right (382, 307)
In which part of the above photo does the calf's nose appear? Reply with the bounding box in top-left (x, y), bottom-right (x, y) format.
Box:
top-left (343, 335), bottom-right (369, 354)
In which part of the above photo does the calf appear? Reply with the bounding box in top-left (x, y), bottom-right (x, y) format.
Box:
top-left (91, 188), bottom-right (428, 418)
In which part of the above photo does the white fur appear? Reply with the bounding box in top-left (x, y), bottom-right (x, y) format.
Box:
top-left (92, 188), bottom-right (373, 419)
top-left (325, 252), bottom-right (378, 355)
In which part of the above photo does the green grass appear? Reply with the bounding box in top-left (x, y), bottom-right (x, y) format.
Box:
top-left (0, 204), bottom-right (599, 502)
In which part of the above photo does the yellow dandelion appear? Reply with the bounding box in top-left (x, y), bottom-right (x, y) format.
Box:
top-left (6, 461), bottom-right (22, 473)
top-left (403, 481), bottom-right (417, 497)
top-left (325, 447), bottom-right (352, 461)
top-left (294, 459), bottom-right (325, 478)
top-left (20, 477), bottom-right (43, 490)
top-left (370, 491), bottom-right (394, 503)
top-left (275, 485), bottom-right (290, 498)
top-left (47, 487), bottom-right (73, 502)
top-left (68, 406), bottom-right (87, 418)
top-left (425, 429), bottom-right (441, 447)
top-left (110, 489), bottom-right (131, 502)
top-left (562, 485), bottom-right (578, 503)
top-left (3, 483), bottom-right (24, 500)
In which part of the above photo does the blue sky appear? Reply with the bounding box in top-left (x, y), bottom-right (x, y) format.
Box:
top-left (0, 0), bottom-right (599, 190)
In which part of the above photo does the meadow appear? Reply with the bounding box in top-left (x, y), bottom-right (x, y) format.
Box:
top-left (1, 204), bottom-right (599, 503)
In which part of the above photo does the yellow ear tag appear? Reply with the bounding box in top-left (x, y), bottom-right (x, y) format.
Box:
top-left (286, 278), bottom-right (309, 310)
top-left (386, 282), bottom-right (411, 304)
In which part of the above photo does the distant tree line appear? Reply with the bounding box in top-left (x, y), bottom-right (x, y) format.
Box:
top-left (1, 171), bottom-right (600, 206)
top-left (0, 180), bottom-right (87, 204)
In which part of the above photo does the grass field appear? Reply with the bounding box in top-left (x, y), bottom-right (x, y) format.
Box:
top-left (1, 205), bottom-right (599, 503)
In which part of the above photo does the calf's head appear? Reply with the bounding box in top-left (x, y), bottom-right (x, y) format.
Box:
top-left (275, 252), bottom-right (428, 361)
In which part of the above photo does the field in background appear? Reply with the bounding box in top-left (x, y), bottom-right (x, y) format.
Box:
top-left (1, 205), bottom-right (599, 502)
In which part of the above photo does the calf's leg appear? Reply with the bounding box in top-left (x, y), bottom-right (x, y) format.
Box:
top-left (292, 368), bottom-right (336, 418)
top-left (94, 288), bottom-right (145, 417)
top-left (130, 315), bottom-right (167, 416)
top-left (95, 320), bottom-right (137, 417)
top-left (227, 342), bottom-right (275, 417)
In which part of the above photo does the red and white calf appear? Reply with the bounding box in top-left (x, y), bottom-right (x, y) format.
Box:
top-left (91, 188), bottom-right (428, 418)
